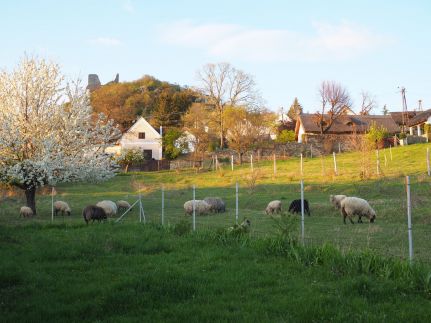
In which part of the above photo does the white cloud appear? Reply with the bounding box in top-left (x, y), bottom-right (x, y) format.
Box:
top-left (90, 37), bottom-right (122, 47)
top-left (159, 20), bottom-right (392, 62)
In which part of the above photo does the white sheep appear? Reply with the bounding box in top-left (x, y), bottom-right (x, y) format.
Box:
top-left (96, 200), bottom-right (118, 217)
top-left (54, 201), bottom-right (71, 216)
top-left (20, 206), bottom-right (33, 218)
top-left (183, 200), bottom-right (211, 216)
top-left (330, 195), bottom-right (347, 210)
top-left (265, 200), bottom-right (282, 215)
top-left (340, 197), bottom-right (376, 224)
top-left (116, 200), bottom-right (131, 214)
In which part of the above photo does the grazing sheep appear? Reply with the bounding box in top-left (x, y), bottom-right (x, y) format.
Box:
top-left (183, 200), bottom-right (211, 216)
top-left (96, 200), bottom-right (118, 217)
top-left (330, 195), bottom-right (347, 210)
top-left (265, 200), bottom-right (282, 215)
top-left (203, 197), bottom-right (226, 213)
top-left (340, 197), bottom-right (376, 224)
top-left (288, 199), bottom-right (310, 216)
top-left (227, 218), bottom-right (251, 234)
top-left (82, 205), bottom-right (107, 224)
top-left (116, 200), bottom-right (131, 214)
top-left (54, 201), bottom-right (71, 216)
top-left (20, 206), bottom-right (33, 218)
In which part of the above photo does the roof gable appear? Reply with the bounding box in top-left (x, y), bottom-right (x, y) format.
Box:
top-left (125, 117), bottom-right (161, 138)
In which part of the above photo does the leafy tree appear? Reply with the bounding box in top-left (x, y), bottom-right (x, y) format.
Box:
top-left (287, 98), bottom-right (303, 121)
top-left (162, 128), bottom-right (185, 160)
top-left (91, 75), bottom-right (197, 131)
top-left (90, 83), bottom-right (136, 131)
top-left (0, 56), bottom-right (120, 214)
top-left (117, 149), bottom-right (145, 173)
top-left (276, 130), bottom-right (296, 143)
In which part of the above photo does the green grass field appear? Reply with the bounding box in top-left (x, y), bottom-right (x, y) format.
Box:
top-left (1, 144), bottom-right (431, 321)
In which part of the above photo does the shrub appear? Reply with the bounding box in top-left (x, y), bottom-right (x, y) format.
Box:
top-left (117, 149), bottom-right (145, 172)
top-left (366, 122), bottom-right (389, 148)
top-left (276, 130), bottom-right (296, 143)
top-left (163, 128), bottom-right (185, 160)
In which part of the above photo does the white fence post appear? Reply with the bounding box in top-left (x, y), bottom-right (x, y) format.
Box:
top-left (333, 152), bottom-right (337, 175)
top-left (427, 148), bottom-right (430, 176)
top-left (192, 185), bottom-right (196, 231)
top-left (235, 182), bottom-right (239, 225)
top-left (338, 142), bottom-right (341, 153)
top-left (301, 180), bottom-right (305, 246)
top-left (300, 153), bottom-right (303, 176)
top-left (406, 176), bottom-right (413, 264)
top-left (273, 153), bottom-right (276, 175)
top-left (250, 154), bottom-right (253, 172)
top-left (215, 155), bottom-right (219, 171)
top-left (161, 186), bottom-right (165, 226)
top-left (231, 155), bottom-right (234, 171)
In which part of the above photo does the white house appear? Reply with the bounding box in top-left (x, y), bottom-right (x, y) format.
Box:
top-left (106, 117), bottom-right (162, 160)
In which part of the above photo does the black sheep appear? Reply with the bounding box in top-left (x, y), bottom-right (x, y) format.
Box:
top-left (288, 199), bottom-right (310, 216)
top-left (82, 205), bottom-right (107, 224)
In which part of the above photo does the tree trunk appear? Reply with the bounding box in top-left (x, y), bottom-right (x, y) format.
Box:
top-left (239, 152), bottom-right (243, 165)
top-left (25, 187), bottom-right (37, 215)
top-left (125, 164), bottom-right (129, 173)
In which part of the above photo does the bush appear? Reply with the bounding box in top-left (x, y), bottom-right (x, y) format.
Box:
top-left (276, 130), bottom-right (296, 143)
top-left (117, 149), bottom-right (145, 172)
top-left (163, 128), bottom-right (185, 160)
top-left (366, 122), bottom-right (389, 148)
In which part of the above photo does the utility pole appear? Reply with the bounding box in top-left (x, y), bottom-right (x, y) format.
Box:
top-left (399, 87), bottom-right (409, 133)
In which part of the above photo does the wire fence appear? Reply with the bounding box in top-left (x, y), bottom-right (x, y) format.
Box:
top-left (1, 170), bottom-right (431, 265)
top-left (1, 144), bottom-right (431, 268)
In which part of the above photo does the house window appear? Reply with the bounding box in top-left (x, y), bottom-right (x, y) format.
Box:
top-left (138, 132), bottom-right (145, 139)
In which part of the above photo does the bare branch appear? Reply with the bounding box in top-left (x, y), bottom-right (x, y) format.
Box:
top-left (315, 81), bottom-right (352, 134)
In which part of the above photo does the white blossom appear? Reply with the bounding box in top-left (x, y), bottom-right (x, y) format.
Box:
top-left (0, 56), bottom-right (121, 196)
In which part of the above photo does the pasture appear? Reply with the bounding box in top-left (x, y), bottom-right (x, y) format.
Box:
top-left (1, 144), bottom-right (431, 264)
top-left (1, 144), bottom-right (431, 321)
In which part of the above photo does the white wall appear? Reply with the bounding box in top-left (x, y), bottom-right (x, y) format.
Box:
top-left (120, 118), bottom-right (162, 160)
top-left (297, 124), bottom-right (305, 143)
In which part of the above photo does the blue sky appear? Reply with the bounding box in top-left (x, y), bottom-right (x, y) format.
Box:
top-left (1, 0), bottom-right (430, 113)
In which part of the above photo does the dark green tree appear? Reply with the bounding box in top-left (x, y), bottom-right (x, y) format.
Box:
top-left (287, 97), bottom-right (303, 121)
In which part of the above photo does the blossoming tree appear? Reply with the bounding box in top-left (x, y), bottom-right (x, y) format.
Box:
top-left (0, 56), bottom-right (121, 214)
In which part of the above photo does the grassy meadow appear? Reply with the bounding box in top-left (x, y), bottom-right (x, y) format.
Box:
top-left (1, 143), bottom-right (431, 321)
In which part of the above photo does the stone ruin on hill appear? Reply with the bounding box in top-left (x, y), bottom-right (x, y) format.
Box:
top-left (86, 73), bottom-right (119, 91)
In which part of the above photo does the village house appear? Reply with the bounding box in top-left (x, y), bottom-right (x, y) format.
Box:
top-left (407, 109), bottom-right (431, 137)
top-left (389, 111), bottom-right (417, 133)
top-left (106, 117), bottom-right (163, 160)
top-left (295, 114), bottom-right (400, 143)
